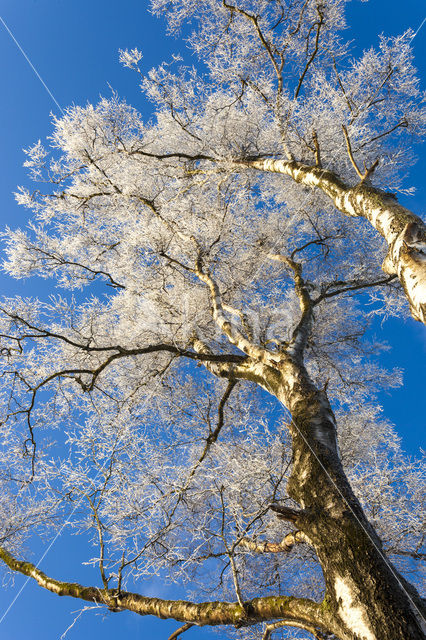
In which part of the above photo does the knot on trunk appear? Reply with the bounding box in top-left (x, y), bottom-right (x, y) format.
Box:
top-left (402, 222), bottom-right (426, 263)
top-left (382, 221), bottom-right (426, 276)
top-left (269, 504), bottom-right (307, 523)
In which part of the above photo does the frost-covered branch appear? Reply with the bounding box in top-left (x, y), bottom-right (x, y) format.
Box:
top-left (240, 157), bottom-right (426, 322)
top-left (267, 253), bottom-right (313, 360)
top-left (194, 256), bottom-right (276, 363)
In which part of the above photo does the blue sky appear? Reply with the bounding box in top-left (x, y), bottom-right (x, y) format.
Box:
top-left (0, 1), bottom-right (425, 638)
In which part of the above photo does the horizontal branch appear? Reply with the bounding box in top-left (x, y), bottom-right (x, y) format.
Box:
top-left (0, 316), bottom-right (247, 364)
top-left (386, 548), bottom-right (426, 562)
top-left (15, 245), bottom-right (126, 289)
top-left (263, 618), bottom-right (329, 640)
top-left (314, 274), bottom-right (397, 303)
top-left (239, 530), bottom-right (310, 554)
top-left (0, 545), bottom-right (327, 629)
top-left (117, 344), bottom-right (247, 365)
top-left (127, 149), bottom-right (215, 162)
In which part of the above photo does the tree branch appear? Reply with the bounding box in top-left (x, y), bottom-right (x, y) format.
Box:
top-left (269, 504), bottom-right (306, 523)
top-left (262, 618), bottom-right (329, 640)
top-left (194, 257), bottom-right (278, 364)
top-left (342, 124), bottom-right (379, 182)
top-left (167, 623), bottom-right (194, 640)
top-left (0, 545), bottom-right (326, 629)
top-left (234, 156), bottom-right (426, 323)
top-left (0, 316), bottom-right (247, 364)
top-left (294, 6), bottom-right (324, 99)
top-left (174, 379), bottom-right (237, 495)
top-left (222, 1), bottom-right (283, 89)
top-left (387, 548), bottom-right (426, 562)
top-left (268, 254), bottom-right (313, 360)
top-left (314, 274), bottom-right (397, 303)
top-left (312, 129), bottom-right (322, 167)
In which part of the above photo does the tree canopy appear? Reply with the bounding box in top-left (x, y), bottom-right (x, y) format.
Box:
top-left (0, 2), bottom-right (425, 639)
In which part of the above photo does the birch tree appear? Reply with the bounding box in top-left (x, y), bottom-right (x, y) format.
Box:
top-left (0, 2), bottom-right (425, 640)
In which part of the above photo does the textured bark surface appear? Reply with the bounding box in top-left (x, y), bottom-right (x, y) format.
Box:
top-left (196, 349), bottom-right (426, 639)
top-left (0, 545), bottom-right (327, 630)
top-left (268, 357), bottom-right (426, 640)
top-left (238, 158), bottom-right (426, 324)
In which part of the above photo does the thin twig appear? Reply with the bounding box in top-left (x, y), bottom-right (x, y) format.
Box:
top-left (314, 274), bottom-right (397, 304)
top-left (178, 379), bottom-right (237, 492)
top-left (294, 6), bottom-right (324, 98)
top-left (167, 622), bottom-right (194, 640)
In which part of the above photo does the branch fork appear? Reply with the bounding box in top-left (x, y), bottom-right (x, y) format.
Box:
top-left (342, 124), bottom-right (379, 183)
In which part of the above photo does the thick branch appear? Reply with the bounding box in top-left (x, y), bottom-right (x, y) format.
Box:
top-left (194, 258), bottom-right (278, 363)
top-left (269, 504), bottom-right (305, 523)
top-left (0, 545), bottom-right (326, 629)
top-left (268, 254), bottom-right (313, 359)
top-left (236, 157), bottom-right (426, 323)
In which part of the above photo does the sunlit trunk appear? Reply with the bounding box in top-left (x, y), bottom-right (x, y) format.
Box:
top-left (270, 357), bottom-right (426, 640)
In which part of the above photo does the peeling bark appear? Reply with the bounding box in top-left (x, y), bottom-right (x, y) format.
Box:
top-left (236, 158), bottom-right (426, 323)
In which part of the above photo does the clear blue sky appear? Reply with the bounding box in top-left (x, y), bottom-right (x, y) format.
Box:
top-left (0, 1), bottom-right (424, 638)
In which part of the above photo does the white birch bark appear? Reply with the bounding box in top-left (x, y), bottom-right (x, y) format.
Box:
top-left (237, 158), bottom-right (426, 323)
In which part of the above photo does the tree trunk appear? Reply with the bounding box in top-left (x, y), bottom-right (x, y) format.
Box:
top-left (269, 356), bottom-right (426, 640)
